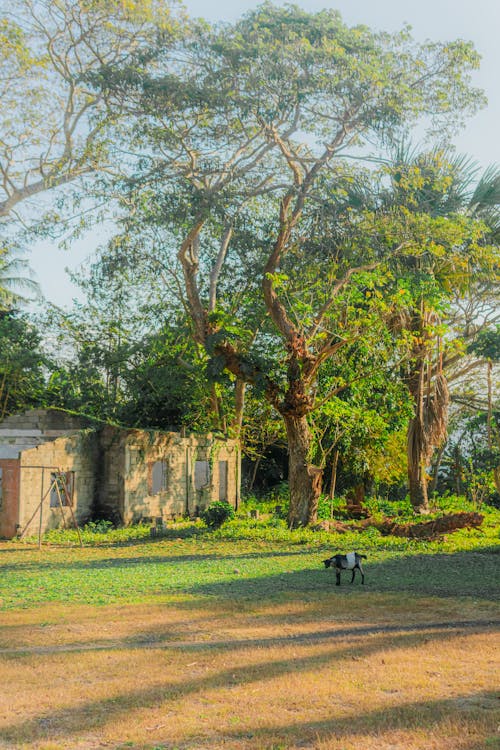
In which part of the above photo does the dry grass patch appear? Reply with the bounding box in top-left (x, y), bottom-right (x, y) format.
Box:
top-left (0, 601), bottom-right (498, 750)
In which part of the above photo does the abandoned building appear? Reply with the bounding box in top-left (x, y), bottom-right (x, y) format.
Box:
top-left (0, 409), bottom-right (241, 539)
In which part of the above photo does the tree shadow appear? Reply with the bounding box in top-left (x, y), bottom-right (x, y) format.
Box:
top-left (184, 547), bottom-right (500, 603)
top-left (211, 690), bottom-right (499, 749)
top-left (0, 548), bottom-right (309, 574)
top-left (0, 625), bottom-right (494, 745)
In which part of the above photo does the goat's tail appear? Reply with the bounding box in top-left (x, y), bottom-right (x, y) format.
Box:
top-left (359, 554), bottom-right (367, 559)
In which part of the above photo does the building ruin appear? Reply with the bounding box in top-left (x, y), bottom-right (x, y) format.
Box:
top-left (0, 409), bottom-right (240, 539)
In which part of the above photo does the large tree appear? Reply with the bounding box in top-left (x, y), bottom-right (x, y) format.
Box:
top-left (96, 5), bottom-right (485, 526)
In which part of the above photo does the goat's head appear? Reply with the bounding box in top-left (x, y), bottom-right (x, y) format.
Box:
top-left (323, 558), bottom-right (332, 568)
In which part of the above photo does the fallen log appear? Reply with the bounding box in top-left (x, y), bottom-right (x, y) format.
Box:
top-left (313, 512), bottom-right (484, 539)
top-left (361, 512), bottom-right (484, 540)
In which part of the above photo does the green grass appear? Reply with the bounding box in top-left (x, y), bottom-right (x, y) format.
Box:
top-left (0, 498), bottom-right (498, 611)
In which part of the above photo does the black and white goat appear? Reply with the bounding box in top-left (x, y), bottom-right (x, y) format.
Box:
top-left (323, 552), bottom-right (367, 585)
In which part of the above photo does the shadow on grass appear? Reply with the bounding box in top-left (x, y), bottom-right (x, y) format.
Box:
top-left (0, 548), bottom-right (310, 574)
top-left (0, 625), bottom-right (496, 745)
top-left (1, 617), bottom-right (496, 656)
top-left (1, 547), bottom-right (499, 609)
top-left (182, 547), bottom-right (500, 602)
top-left (206, 691), bottom-right (499, 750)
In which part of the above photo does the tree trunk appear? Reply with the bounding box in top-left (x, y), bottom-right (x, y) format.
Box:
top-left (429, 441), bottom-right (446, 497)
top-left (407, 425), bottom-right (430, 512)
top-left (406, 352), bottom-right (449, 513)
top-left (284, 413), bottom-right (322, 528)
top-left (232, 379), bottom-right (245, 440)
top-left (329, 449), bottom-right (339, 518)
top-left (248, 456), bottom-right (261, 492)
top-left (407, 358), bottom-right (430, 513)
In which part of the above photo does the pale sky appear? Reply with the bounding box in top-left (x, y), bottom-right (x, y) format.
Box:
top-left (30, 0), bottom-right (499, 308)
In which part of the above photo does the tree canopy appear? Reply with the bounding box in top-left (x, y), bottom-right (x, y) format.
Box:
top-left (0, 3), bottom-right (498, 525)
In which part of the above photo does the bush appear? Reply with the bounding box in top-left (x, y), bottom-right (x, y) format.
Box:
top-left (84, 520), bottom-right (114, 534)
top-left (200, 501), bottom-right (235, 529)
top-left (317, 493), bottom-right (346, 520)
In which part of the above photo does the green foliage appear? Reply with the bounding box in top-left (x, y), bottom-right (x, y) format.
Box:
top-left (0, 244), bottom-right (40, 309)
top-left (316, 493), bottom-right (352, 520)
top-left (83, 520), bottom-right (114, 534)
top-left (200, 500), bottom-right (236, 529)
top-left (0, 310), bottom-right (47, 417)
top-left (439, 413), bottom-right (500, 508)
top-left (468, 325), bottom-right (500, 360)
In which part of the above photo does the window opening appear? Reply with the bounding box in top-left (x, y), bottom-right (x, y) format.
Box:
top-left (49, 472), bottom-right (73, 507)
top-left (218, 461), bottom-right (228, 501)
top-left (151, 461), bottom-right (168, 494)
top-left (195, 460), bottom-right (210, 490)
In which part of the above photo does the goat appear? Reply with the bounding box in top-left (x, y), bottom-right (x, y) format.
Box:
top-left (323, 551), bottom-right (367, 585)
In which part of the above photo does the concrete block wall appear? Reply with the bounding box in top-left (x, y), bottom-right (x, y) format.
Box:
top-left (18, 432), bottom-right (99, 536)
top-left (122, 431), bottom-right (240, 524)
top-left (0, 408), bottom-right (98, 460)
top-left (123, 431), bottom-right (185, 523)
top-left (0, 410), bottom-right (241, 535)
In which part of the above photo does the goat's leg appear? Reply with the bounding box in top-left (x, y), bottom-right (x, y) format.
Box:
top-left (336, 569), bottom-right (341, 586)
top-left (358, 564), bottom-right (365, 584)
top-left (350, 568), bottom-right (356, 584)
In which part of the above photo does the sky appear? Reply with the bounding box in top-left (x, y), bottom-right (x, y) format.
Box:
top-left (30, 0), bottom-right (500, 308)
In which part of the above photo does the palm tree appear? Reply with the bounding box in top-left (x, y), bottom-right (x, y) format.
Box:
top-left (386, 148), bottom-right (500, 511)
top-left (0, 244), bottom-right (41, 310)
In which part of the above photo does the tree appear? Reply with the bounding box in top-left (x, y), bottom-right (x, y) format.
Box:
top-left (0, 0), bottom-right (178, 222)
top-left (0, 310), bottom-right (47, 417)
top-left (96, 5), bottom-right (485, 526)
top-left (381, 151), bottom-right (500, 511)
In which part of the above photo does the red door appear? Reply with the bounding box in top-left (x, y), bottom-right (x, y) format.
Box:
top-left (0, 459), bottom-right (20, 539)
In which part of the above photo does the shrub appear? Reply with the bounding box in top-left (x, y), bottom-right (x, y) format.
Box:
top-left (317, 493), bottom-right (346, 520)
top-left (84, 520), bottom-right (114, 534)
top-left (200, 501), bottom-right (235, 529)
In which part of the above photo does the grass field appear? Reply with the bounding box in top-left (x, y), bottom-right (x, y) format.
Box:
top-left (0, 510), bottom-right (499, 750)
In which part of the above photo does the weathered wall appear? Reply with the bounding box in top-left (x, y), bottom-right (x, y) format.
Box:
top-left (188, 436), bottom-right (240, 515)
top-left (122, 431), bottom-right (240, 524)
top-left (123, 431), bottom-right (184, 523)
top-left (17, 431), bottom-right (99, 537)
top-left (0, 410), bottom-right (241, 534)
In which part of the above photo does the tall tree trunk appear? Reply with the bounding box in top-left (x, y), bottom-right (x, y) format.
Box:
top-left (406, 344), bottom-right (449, 513)
top-left (407, 419), bottom-right (430, 512)
top-left (232, 379), bottom-right (245, 440)
top-left (283, 413), bottom-right (322, 528)
top-left (407, 358), bottom-right (430, 513)
top-left (329, 449), bottom-right (339, 518)
top-left (210, 384), bottom-right (226, 432)
top-left (429, 441), bottom-right (446, 496)
top-left (248, 456), bottom-right (261, 492)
